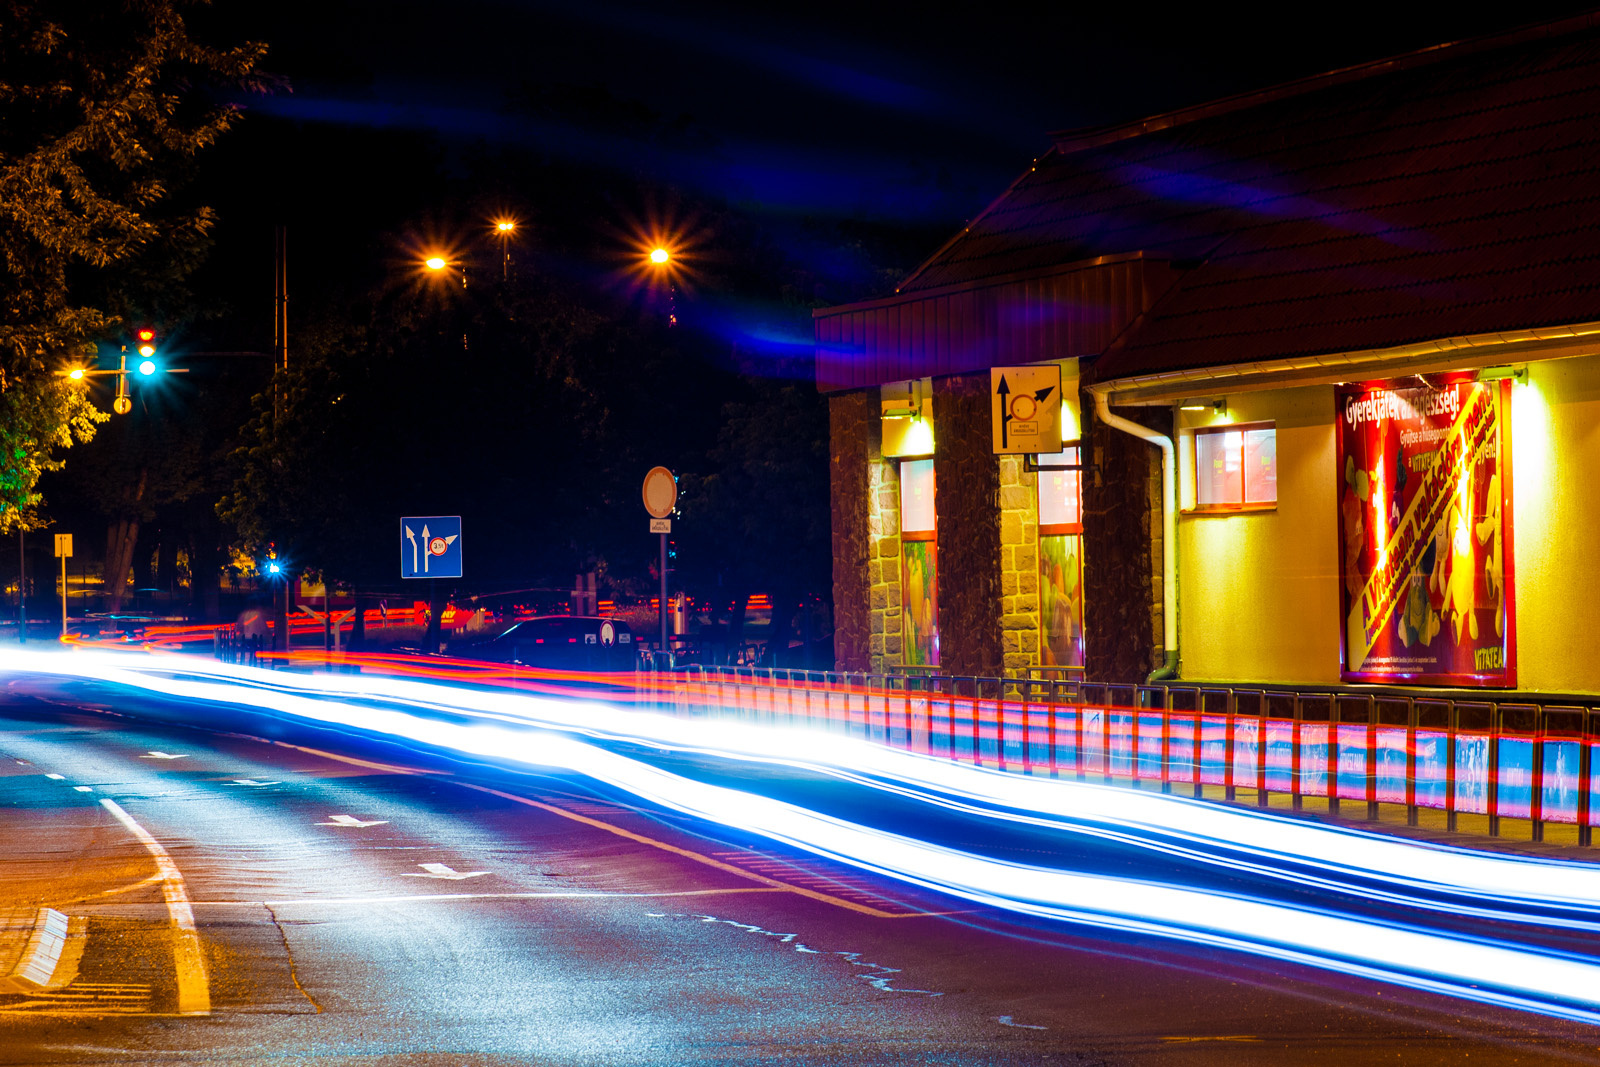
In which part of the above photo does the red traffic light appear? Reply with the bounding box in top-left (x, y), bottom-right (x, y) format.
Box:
top-left (136, 328), bottom-right (155, 342)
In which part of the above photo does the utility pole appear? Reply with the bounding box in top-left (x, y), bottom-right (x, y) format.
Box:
top-left (16, 530), bottom-right (24, 645)
top-left (272, 226), bottom-right (290, 652)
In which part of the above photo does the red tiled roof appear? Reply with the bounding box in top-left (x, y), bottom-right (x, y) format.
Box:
top-left (894, 18), bottom-right (1600, 383)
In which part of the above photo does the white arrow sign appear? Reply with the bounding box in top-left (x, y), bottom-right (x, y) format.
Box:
top-left (141, 751), bottom-right (187, 760)
top-left (404, 862), bottom-right (488, 881)
top-left (318, 815), bottom-right (388, 827)
top-left (233, 779), bottom-right (281, 787)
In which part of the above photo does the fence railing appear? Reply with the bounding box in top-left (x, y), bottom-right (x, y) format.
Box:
top-left (641, 665), bottom-right (1600, 847)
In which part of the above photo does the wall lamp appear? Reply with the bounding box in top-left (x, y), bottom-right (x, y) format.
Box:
top-left (1476, 365), bottom-right (1527, 383)
top-left (1178, 397), bottom-right (1228, 415)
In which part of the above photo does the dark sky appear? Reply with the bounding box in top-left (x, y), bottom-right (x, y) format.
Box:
top-left (181, 1), bottom-right (1600, 357)
top-left (215, 3), bottom-right (1598, 224)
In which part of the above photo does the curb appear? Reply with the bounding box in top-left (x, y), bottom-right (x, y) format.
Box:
top-left (0, 908), bottom-right (71, 993)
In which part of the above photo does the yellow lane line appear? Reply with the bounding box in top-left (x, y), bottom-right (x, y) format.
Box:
top-left (266, 741), bottom-right (427, 776)
top-left (461, 783), bottom-right (934, 919)
top-left (186, 888), bottom-right (790, 906)
top-left (98, 800), bottom-right (210, 1016)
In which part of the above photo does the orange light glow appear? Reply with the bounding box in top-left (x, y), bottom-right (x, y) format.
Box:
top-left (649, 247), bottom-right (670, 265)
top-left (425, 256), bottom-right (447, 271)
top-left (136, 329), bottom-right (155, 342)
top-left (67, 368), bottom-right (85, 380)
top-left (495, 220), bottom-right (516, 233)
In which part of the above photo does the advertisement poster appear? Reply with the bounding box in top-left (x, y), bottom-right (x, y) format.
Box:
top-left (1336, 377), bottom-right (1514, 685)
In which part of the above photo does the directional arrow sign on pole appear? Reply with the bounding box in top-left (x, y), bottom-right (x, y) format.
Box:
top-left (318, 814), bottom-right (389, 827)
top-left (404, 862), bottom-right (488, 880)
top-left (400, 516), bottom-right (462, 579)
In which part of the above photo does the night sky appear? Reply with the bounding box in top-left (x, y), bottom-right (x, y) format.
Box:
top-left (187, 2), bottom-right (1596, 352)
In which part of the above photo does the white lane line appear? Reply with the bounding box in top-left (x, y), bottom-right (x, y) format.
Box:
top-left (99, 799), bottom-right (210, 1016)
top-left (44, 773), bottom-right (64, 780)
top-left (72, 786), bottom-right (93, 793)
top-left (232, 779), bottom-right (281, 787)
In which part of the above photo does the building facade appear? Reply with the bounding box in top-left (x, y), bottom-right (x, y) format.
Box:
top-left (819, 16), bottom-right (1600, 695)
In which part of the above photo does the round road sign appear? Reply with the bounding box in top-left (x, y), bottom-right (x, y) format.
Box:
top-left (428, 536), bottom-right (449, 556)
top-left (600, 620), bottom-right (616, 646)
top-left (642, 466), bottom-right (677, 519)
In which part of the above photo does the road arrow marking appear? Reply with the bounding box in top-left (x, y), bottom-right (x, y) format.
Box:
top-left (318, 815), bottom-right (388, 827)
top-left (141, 751), bottom-right (187, 760)
top-left (404, 862), bottom-right (488, 880)
top-left (233, 779), bottom-right (281, 787)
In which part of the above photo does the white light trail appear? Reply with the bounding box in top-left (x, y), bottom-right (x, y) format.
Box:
top-left (9, 649), bottom-right (1600, 1021)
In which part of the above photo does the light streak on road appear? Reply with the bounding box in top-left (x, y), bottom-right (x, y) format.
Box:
top-left (10, 648), bottom-right (1600, 1022)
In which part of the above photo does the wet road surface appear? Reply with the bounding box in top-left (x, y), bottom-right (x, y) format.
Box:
top-left (1, 675), bottom-right (1598, 1065)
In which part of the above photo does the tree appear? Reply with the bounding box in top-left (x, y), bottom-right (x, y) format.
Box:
top-left (0, 0), bottom-right (266, 530)
top-left (676, 381), bottom-right (831, 665)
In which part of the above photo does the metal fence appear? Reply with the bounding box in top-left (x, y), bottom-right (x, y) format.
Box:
top-left (642, 665), bottom-right (1600, 847)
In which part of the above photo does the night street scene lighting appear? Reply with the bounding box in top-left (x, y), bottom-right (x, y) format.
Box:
top-left (7, 3), bottom-right (1600, 1064)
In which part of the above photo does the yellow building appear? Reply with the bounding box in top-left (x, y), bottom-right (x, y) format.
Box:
top-left (820, 17), bottom-right (1600, 698)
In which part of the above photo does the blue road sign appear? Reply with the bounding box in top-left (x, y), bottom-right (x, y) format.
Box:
top-left (401, 516), bottom-right (462, 579)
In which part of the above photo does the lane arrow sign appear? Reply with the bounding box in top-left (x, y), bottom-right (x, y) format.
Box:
top-left (404, 524), bottom-right (419, 572)
top-left (141, 751), bottom-right (187, 760)
top-left (233, 779), bottom-right (281, 787)
top-left (404, 862), bottom-right (488, 880)
top-left (319, 814), bottom-right (388, 827)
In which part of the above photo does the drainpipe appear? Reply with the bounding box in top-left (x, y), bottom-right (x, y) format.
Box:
top-left (1089, 385), bottom-right (1178, 682)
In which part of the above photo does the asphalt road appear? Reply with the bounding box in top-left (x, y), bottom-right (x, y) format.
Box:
top-left (2, 674), bottom-right (1598, 1065)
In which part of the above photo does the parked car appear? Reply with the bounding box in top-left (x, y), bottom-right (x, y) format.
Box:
top-left (454, 615), bottom-right (635, 671)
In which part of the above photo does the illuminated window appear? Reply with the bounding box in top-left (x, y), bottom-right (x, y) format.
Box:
top-left (1035, 449), bottom-right (1084, 668)
top-left (1193, 423), bottom-right (1276, 510)
top-left (898, 459), bottom-right (938, 667)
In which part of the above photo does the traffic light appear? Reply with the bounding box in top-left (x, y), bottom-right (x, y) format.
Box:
top-left (136, 328), bottom-right (156, 358)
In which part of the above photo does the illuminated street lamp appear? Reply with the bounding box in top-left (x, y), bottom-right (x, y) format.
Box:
top-left (425, 255), bottom-right (447, 271)
top-left (649, 246), bottom-right (670, 265)
top-left (494, 219), bottom-right (516, 281)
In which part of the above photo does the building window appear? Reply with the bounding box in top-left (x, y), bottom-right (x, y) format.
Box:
top-left (1036, 448), bottom-right (1085, 669)
top-left (899, 458), bottom-right (938, 667)
top-left (1193, 423), bottom-right (1277, 511)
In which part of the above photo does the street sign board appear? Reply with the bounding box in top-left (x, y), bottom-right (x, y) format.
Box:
top-left (53, 534), bottom-right (72, 558)
top-left (649, 518), bottom-right (671, 533)
top-left (991, 365), bottom-right (1063, 454)
top-left (401, 516), bottom-right (462, 579)
top-left (642, 466), bottom-right (677, 518)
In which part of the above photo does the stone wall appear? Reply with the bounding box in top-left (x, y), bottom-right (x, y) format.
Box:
top-left (866, 453), bottom-right (902, 672)
top-left (998, 454), bottom-right (1041, 676)
top-left (1081, 397), bottom-right (1170, 683)
top-left (932, 373), bottom-right (1005, 677)
top-left (828, 392), bottom-right (873, 672)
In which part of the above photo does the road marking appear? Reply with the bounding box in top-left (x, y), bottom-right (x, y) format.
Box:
top-left (1161, 1035), bottom-right (1263, 1043)
top-left (57, 874), bottom-right (165, 905)
top-left (188, 888), bottom-right (790, 906)
top-left (318, 815), bottom-right (388, 827)
top-left (99, 799), bottom-right (209, 1016)
top-left (460, 783), bottom-right (931, 919)
top-left (72, 786), bottom-right (93, 793)
top-left (44, 773), bottom-right (64, 780)
top-left (404, 862), bottom-right (489, 880)
top-left (268, 741), bottom-right (424, 776)
top-left (997, 1015), bottom-right (1047, 1030)
top-left (231, 779), bottom-right (280, 787)
top-left (140, 752), bottom-right (186, 760)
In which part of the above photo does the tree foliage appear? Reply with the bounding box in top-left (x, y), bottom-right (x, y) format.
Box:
top-left (0, 0), bottom-right (266, 528)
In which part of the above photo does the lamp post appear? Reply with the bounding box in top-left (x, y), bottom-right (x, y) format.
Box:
top-left (494, 220), bottom-right (515, 282)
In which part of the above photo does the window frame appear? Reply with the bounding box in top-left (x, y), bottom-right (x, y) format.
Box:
top-left (1187, 420), bottom-right (1278, 514)
top-left (1035, 446), bottom-right (1083, 536)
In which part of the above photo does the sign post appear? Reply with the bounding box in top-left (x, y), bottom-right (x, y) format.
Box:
top-left (401, 516), bottom-right (462, 654)
top-left (53, 534), bottom-right (72, 637)
top-left (642, 467), bottom-right (677, 660)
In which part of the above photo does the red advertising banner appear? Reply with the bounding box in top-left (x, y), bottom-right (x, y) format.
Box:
top-left (1336, 376), bottom-right (1514, 686)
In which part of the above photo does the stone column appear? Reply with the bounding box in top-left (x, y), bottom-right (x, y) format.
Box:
top-left (828, 392), bottom-right (874, 672)
top-left (932, 373), bottom-right (1004, 677)
top-left (998, 454), bottom-right (1042, 676)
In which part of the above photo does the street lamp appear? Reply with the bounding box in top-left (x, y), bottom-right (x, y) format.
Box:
top-left (649, 246), bottom-right (670, 265)
top-left (425, 256), bottom-right (447, 271)
top-left (494, 219), bottom-right (516, 281)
